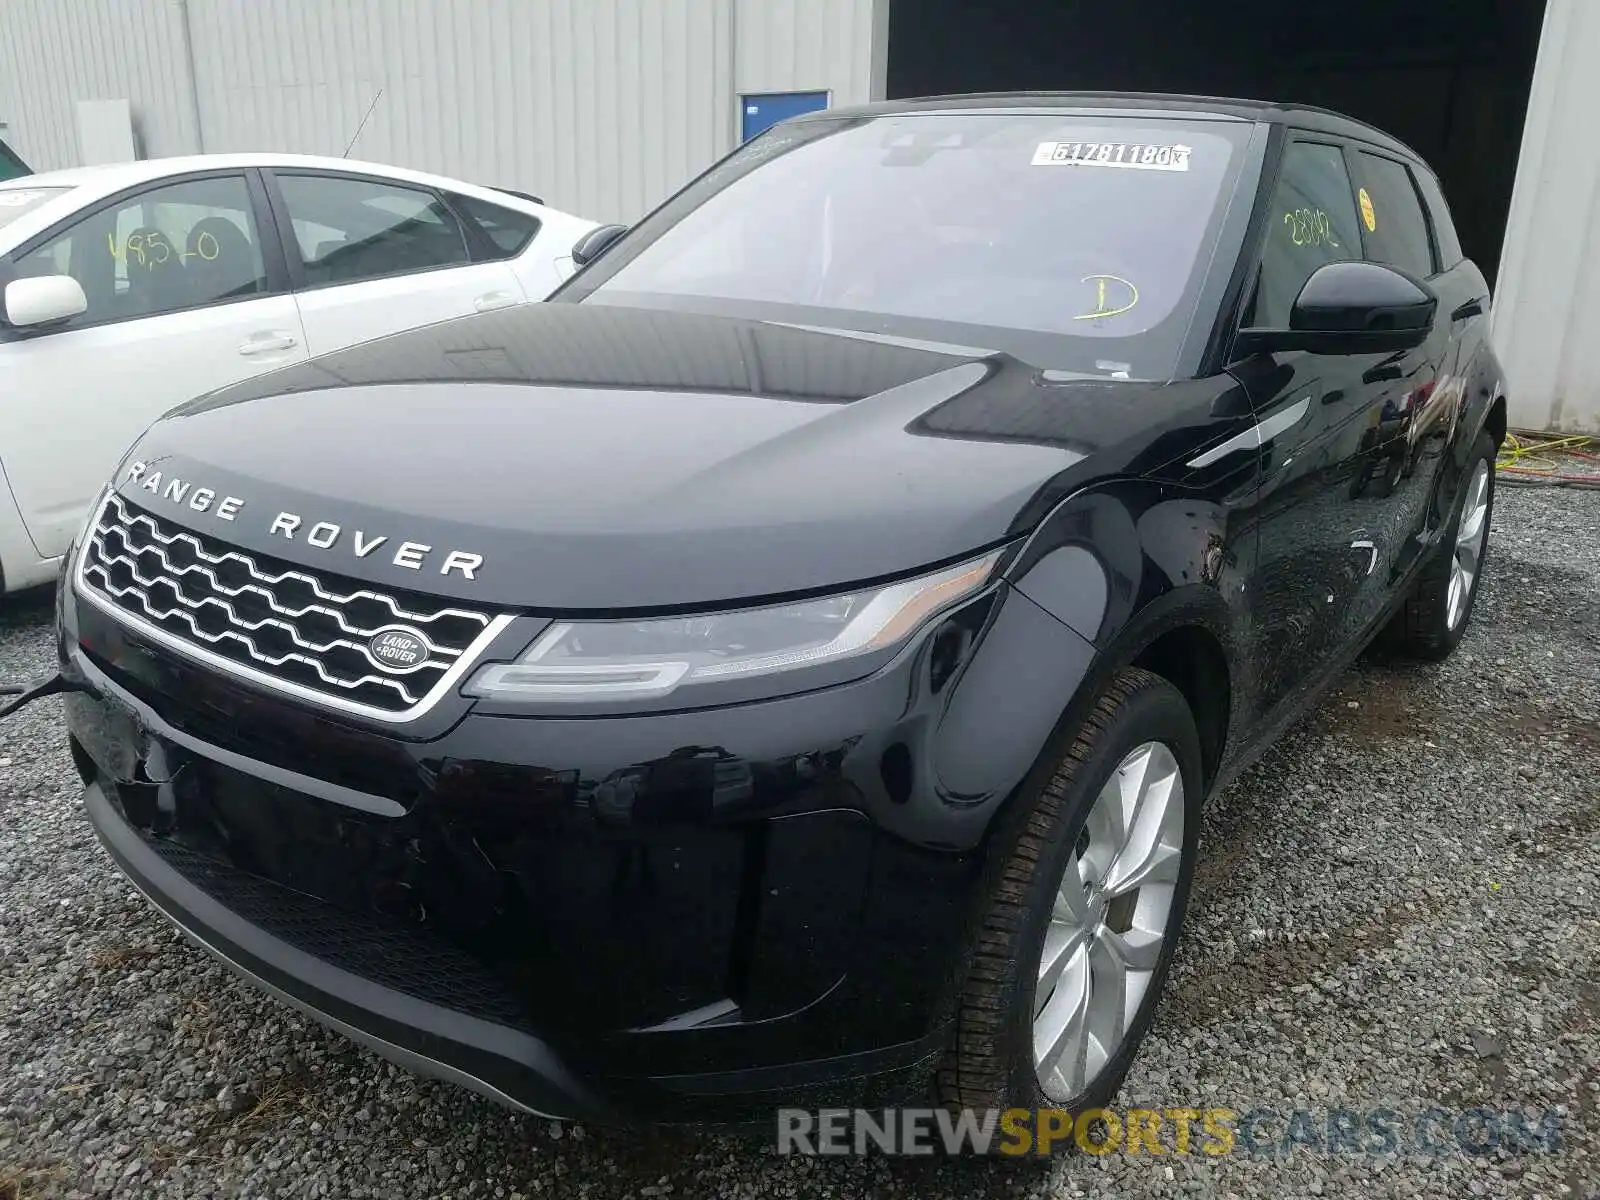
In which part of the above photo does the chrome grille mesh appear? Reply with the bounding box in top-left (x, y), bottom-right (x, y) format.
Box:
top-left (79, 493), bottom-right (496, 716)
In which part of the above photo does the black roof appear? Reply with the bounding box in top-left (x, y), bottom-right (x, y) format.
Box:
top-left (802, 91), bottom-right (1422, 164)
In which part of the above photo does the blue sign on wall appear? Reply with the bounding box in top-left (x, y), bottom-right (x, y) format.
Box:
top-left (741, 91), bottom-right (830, 142)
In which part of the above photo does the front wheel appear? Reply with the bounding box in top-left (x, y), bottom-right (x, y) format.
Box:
top-left (938, 668), bottom-right (1203, 1144)
top-left (1382, 430), bottom-right (1497, 661)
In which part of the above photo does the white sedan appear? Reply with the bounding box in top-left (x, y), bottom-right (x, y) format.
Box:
top-left (0, 153), bottom-right (597, 593)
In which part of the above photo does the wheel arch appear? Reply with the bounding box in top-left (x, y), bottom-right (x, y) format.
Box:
top-left (928, 583), bottom-right (1240, 1058)
top-left (1085, 584), bottom-right (1238, 791)
top-left (1468, 342), bottom-right (1508, 451)
top-left (1005, 478), bottom-right (1246, 796)
top-left (1127, 622), bottom-right (1231, 789)
top-left (1010, 582), bottom-right (1241, 811)
top-left (1484, 391), bottom-right (1508, 448)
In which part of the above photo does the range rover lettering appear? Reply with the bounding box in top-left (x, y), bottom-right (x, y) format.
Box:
top-left (52, 94), bottom-right (1503, 1130)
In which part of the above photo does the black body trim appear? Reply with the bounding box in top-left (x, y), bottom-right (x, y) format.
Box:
top-left (72, 649), bottom-right (404, 816)
top-left (84, 780), bottom-right (606, 1122)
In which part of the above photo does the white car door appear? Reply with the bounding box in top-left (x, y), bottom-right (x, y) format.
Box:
top-left (0, 171), bottom-right (307, 560)
top-left (268, 171), bottom-right (526, 357)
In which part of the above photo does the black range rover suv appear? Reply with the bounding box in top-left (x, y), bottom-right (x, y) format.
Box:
top-left (53, 94), bottom-right (1504, 1127)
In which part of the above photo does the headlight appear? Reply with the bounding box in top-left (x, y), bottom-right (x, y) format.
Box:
top-left (465, 550), bottom-right (1001, 705)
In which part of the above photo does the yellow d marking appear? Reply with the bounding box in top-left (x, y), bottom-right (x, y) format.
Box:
top-left (1075, 274), bottom-right (1139, 320)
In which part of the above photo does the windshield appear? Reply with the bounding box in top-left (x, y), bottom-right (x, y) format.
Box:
top-left (568, 112), bottom-right (1253, 378)
top-left (0, 186), bottom-right (68, 231)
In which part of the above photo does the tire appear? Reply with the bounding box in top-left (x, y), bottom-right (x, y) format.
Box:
top-left (1382, 430), bottom-right (1497, 661)
top-left (937, 667), bottom-right (1203, 1152)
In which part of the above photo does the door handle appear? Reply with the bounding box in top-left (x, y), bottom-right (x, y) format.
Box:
top-left (238, 331), bottom-right (298, 356)
top-left (1451, 297), bottom-right (1486, 322)
top-left (473, 291), bottom-right (519, 313)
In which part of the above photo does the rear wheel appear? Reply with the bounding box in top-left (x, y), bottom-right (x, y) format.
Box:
top-left (939, 668), bottom-right (1203, 1149)
top-left (1383, 431), bottom-right (1496, 660)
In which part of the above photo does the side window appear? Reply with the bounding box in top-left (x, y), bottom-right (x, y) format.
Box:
top-left (0, 138), bottom-right (28, 182)
top-left (11, 173), bottom-right (267, 328)
top-left (275, 174), bottom-right (471, 287)
top-left (1351, 152), bottom-right (1436, 279)
top-left (451, 193), bottom-right (541, 259)
top-left (1253, 141), bottom-right (1363, 328)
top-left (1412, 167), bottom-right (1464, 270)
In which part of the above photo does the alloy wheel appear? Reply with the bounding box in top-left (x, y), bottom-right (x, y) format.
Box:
top-left (1032, 741), bottom-right (1184, 1102)
top-left (1447, 459), bottom-right (1491, 630)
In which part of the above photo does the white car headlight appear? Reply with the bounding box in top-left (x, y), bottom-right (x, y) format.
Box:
top-left (465, 550), bottom-right (1002, 704)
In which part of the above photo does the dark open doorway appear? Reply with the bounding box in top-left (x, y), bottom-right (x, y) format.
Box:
top-left (887, 0), bottom-right (1546, 284)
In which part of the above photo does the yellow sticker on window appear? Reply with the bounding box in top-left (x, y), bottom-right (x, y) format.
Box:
top-left (1359, 187), bottom-right (1377, 232)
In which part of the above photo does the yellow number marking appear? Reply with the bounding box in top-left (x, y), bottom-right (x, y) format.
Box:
top-left (1074, 274), bottom-right (1139, 321)
top-left (1283, 208), bottom-right (1341, 249)
top-left (109, 227), bottom-right (218, 265)
top-left (108, 231), bottom-right (148, 266)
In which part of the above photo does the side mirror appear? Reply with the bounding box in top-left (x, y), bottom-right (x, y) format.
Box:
top-left (1235, 261), bottom-right (1437, 358)
top-left (570, 223), bottom-right (628, 268)
top-left (4, 274), bottom-right (87, 329)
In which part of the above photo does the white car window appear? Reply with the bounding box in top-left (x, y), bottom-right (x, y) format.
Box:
top-left (11, 174), bottom-right (268, 328)
top-left (275, 174), bottom-right (471, 287)
top-left (0, 139), bottom-right (28, 182)
top-left (450, 193), bottom-right (542, 259)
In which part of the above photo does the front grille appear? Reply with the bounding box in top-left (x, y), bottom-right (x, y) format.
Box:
top-left (79, 492), bottom-right (496, 716)
top-left (148, 838), bottom-right (534, 1030)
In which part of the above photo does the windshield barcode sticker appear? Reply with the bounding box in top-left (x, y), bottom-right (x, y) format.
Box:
top-left (1033, 142), bottom-right (1192, 171)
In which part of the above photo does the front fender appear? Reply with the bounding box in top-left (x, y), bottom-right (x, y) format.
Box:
top-left (922, 478), bottom-right (1249, 844)
top-left (1005, 479), bottom-right (1246, 648)
top-left (929, 582), bottom-right (1097, 816)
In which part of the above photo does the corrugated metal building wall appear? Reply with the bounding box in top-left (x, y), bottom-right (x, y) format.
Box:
top-left (0, 0), bottom-right (885, 224)
top-left (0, 1), bottom-right (203, 162)
top-left (1491, 0), bottom-right (1600, 433)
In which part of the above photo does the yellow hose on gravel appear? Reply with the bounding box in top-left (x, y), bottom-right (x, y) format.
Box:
top-left (1496, 430), bottom-right (1600, 489)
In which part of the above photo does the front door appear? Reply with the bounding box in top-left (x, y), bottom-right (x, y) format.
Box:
top-left (0, 171), bottom-right (306, 559)
top-left (1232, 137), bottom-right (1420, 720)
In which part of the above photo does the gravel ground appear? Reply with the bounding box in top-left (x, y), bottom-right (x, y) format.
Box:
top-left (1, 479), bottom-right (1596, 1200)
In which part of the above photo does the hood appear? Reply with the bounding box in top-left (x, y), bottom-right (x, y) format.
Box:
top-left (115, 303), bottom-right (1195, 611)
